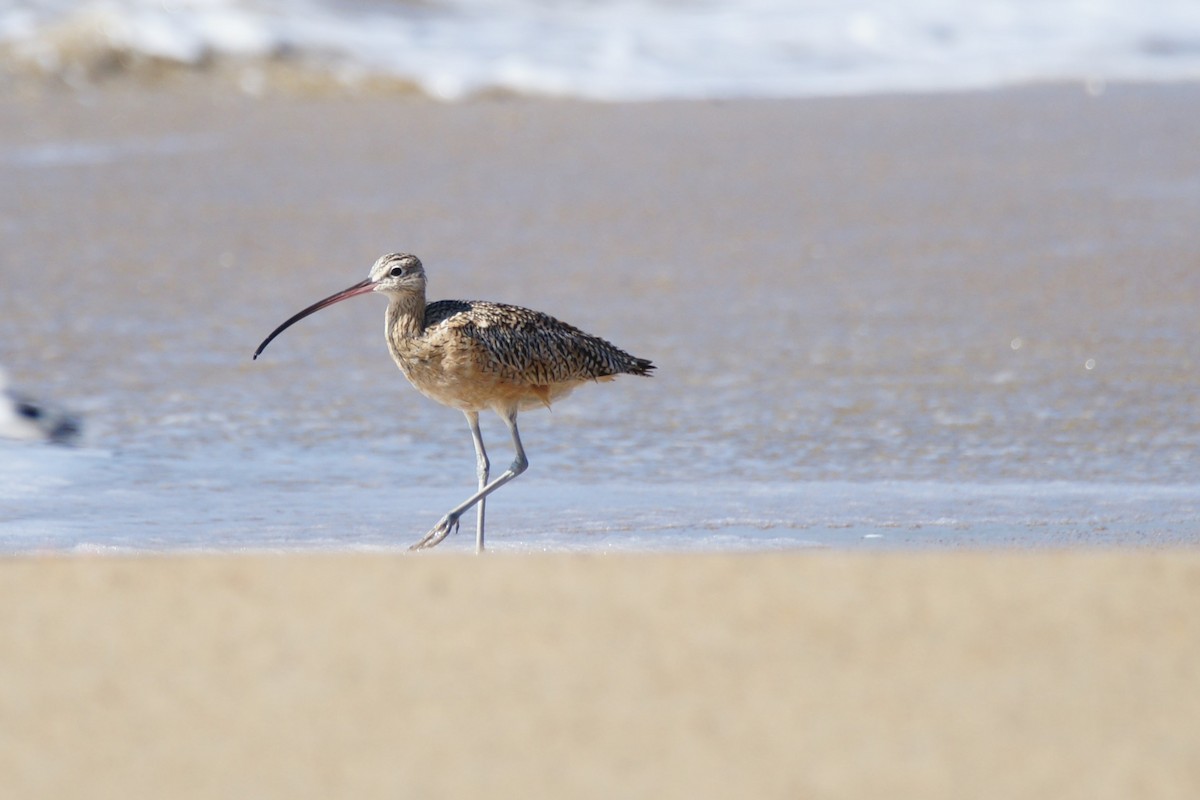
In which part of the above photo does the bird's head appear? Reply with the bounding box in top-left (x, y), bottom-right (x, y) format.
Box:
top-left (368, 252), bottom-right (426, 296)
top-left (252, 252), bottom-right (426, 360)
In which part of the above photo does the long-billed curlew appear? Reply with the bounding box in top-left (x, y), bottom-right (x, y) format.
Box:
top-left (253, 252), bottom-right (654, 552)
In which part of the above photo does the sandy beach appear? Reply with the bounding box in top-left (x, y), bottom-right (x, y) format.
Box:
top-left (1, 79), bottom-right (1199, 796)
top-left (1, 551), bottom-right (1197, 798)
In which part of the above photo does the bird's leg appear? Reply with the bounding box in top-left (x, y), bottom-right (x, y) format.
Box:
top-left (410, 409), bottom-right (528, 551)
top-left (466, 410), bottom-right (490, 554)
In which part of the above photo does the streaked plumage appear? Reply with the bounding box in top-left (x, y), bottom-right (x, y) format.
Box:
top-left (422, 299), bottom-right (652, 384)
top-left (387, 296), bottom-right (652, 414)
top-left (254, 252), bottom-right (654, 552)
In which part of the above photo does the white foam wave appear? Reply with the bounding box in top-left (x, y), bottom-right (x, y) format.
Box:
top-left (2, 1), bottom-right (1199, 99)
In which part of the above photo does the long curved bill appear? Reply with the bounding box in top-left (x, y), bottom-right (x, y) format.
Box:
top-left (253, 277), bottom-right (375, 360)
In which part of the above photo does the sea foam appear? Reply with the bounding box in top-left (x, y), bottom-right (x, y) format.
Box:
top-left (1, 0), bottom-right (1199, 99)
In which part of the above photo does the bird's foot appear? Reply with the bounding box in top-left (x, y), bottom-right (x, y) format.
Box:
top-left (409, 513), bottom-right (460, 551)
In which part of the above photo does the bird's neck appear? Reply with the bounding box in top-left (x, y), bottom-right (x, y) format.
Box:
top-left (386, 292), bottom-right (427, 343)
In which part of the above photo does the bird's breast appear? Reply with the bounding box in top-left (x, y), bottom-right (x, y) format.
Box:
top-left (386, 329), bottom-right (581, 413)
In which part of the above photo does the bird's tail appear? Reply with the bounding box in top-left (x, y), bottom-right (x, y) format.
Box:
top-left (626, 357), bottom-right (655, 377)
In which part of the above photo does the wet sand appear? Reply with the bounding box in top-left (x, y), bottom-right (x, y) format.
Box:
top-left (2, 551), bottom-right (1198, 798)
top-left (2, 81), bottom-right (1199, 485)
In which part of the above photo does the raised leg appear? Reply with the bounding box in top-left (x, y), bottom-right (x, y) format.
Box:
top-left (410, 408), bottom-right (528, 551)
top-left (466, 411), bottom-right (490, 554)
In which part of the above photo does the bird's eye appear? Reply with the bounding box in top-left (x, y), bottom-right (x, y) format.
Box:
top-left (16, 402), bottom-right (42, 420)
top-left (390, 266), bottom-right (404, 277)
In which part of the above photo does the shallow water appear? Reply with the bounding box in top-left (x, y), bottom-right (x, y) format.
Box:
top-left (3, 444), bottom-right (1197, 553)
top-left (0, 87), bottom-right (1198, 552)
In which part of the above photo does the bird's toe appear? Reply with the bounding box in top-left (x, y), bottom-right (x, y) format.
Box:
top-left (408, 514), bottom-right (460, 551)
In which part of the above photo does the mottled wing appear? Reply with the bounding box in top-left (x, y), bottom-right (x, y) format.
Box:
top-left (425, 300), bottom-right (653, 384)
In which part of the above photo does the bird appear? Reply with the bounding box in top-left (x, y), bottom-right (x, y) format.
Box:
top-left (253, 252), bottom-right (654, 552)
top-left (0, 367), bottom-right (82, 445)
